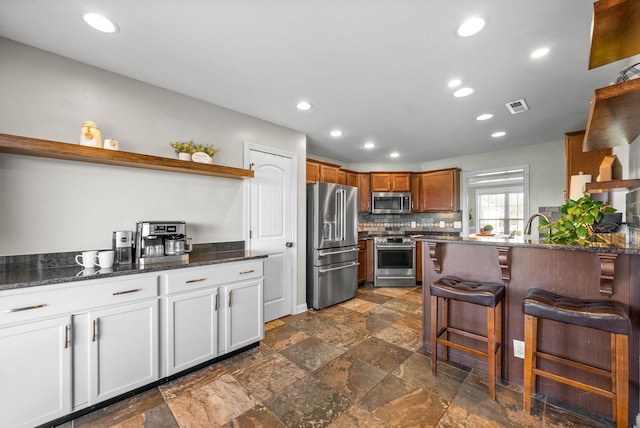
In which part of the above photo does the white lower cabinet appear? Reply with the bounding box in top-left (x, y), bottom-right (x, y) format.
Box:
top-left (0, 315), bottom-right (72, 428)
top-left (222, 278), bottom-right (264, 353)
top-left (88, 299), bottom-right (159, 404)
top-left (0, 258), bottom-right (264, 426)
top-left (165, 287), bottom-right (219, 375)
top-left (162, 260), bottom-right (264, 375)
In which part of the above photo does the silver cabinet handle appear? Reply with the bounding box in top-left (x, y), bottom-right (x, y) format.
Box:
top-left (228, 291), bottom-right (233, 307)
top-left (112, 288), bottom-right (141, 296)
top-left (5, 304), bottom-right (47, 313)
top-left (186, 278), bottom-right (207, 283)
top-left (214, 294), bottom-right (218, 311)
top-left (239, 269), bottom-right (254, 275)
top-left (92, 319), bottom-right (98, 342)
top-left (64, 325), bottom-right (71, 349)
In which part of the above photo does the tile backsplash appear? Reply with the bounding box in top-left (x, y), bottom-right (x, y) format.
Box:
top-left (358, 211), bottom-right (462, 235)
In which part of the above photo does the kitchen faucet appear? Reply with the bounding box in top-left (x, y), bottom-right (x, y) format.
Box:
top-left (524, 213), bottom-right (550, 235)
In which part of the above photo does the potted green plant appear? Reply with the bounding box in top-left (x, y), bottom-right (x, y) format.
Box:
top-left (170, 140), bottom-right (195, 161)
top-left (539, 193), bottom-right (617, 245)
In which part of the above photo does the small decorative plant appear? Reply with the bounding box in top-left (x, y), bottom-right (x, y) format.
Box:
top-left (482, 224), bottom-right (493, 233)
top-left (194, 143), bottom-right (220, 158)
top-left (539, 193), bottom-right (617, 245)
top-left (170, 140), bottom-right (195, 154)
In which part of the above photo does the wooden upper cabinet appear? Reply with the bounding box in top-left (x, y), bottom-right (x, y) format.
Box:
top-left (410, 174), bottom-right (421, 212)
top-left (359, 173), bottom-right (371, 213)
top-left (370, 172), bottom-right (411, 192)
top-left (337, 169), bottom-right (347, 185)
top-left (346, 171), bottom-right (359, 187)
top-left (419, 168), bottom-right (460, 212)
top-left (565, 130), bottom-right (611, 200)
top-left (306, 160), bottom-right (321, 183)
top-left (306, 158), bottom-right (342, 184)
top-left (589, 0), bottom-right (640, 69)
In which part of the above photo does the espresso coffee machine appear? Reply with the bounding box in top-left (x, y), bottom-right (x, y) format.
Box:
top-left (112, 231), bottom-right (133, 265)
top-left (135, 221), bottom-right (192, 267)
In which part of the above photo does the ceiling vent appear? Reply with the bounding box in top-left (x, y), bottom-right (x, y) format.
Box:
top-left (505, 98), bottom-right (529, 114)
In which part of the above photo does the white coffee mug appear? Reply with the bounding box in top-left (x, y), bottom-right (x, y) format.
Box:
top-left (75, 250), bottom-right (98, 268)
top-left (93, 250), bottom-right (114, 268)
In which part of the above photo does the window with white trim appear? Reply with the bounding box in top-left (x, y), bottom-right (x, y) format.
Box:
top-left (462, 166), bottom-right (529, 236)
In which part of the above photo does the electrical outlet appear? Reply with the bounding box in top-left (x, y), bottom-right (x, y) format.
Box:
top-left (513, 339), bottom-right (525, 359)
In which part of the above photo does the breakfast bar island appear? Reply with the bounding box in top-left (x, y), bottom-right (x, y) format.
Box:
top-left (417, 235), bottom-right (640, 423)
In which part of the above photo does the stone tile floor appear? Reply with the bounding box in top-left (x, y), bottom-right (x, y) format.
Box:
top-left (59, 285), bottom-right (615, 427)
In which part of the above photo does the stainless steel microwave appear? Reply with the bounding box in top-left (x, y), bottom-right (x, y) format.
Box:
top-left (371, 192), bottom-right (411, 214)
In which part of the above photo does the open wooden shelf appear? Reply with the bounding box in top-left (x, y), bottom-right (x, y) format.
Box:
top-left (589, 0), bottom-right (640, 69)
top-left (583, 78), bottom-right (640, 151)
top-left (585, 178), bottom-right (640, 191)
top-left (0, 133), bottom-right (254, 180)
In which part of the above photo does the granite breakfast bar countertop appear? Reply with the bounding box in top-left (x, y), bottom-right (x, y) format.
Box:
top-left (0, 243), bottom-right (267, 292)
top-left (414, 233), bottom-right (640, 255)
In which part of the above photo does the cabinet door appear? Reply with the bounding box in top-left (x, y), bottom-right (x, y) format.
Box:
top-left (359, 173), bottom-right (371, 213)
top-left (337, 169), bottom-right (347, 185)
top-left (166, 288), bottom-right (219, 375)
top-left (222, 279), bottom-right (264, 353)
top-left (89, 299), bottom-right (158, 404)
top-left (411, 174), bottom-right (422, 212)
top-left (391, 173), bottom-right (411, 192)
top-left (320, 165), bottom-right (339, 183)
top-left (565, 130), bottom-right (611, 200)
top-left (371, 173), bottom-right (391, 191)
top-left (421, 169), bottom-right (460, 211)
top-left (357, 241), bottom-right (367, 284)
top-left (0, 315), bottom-right (72, 428)
top-left (306, 161), bottom-right (320, 183)
top-left (346, 171), bottom-right (359, 187)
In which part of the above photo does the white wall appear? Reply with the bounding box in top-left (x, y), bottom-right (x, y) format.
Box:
top-left (0, 38), bottom-right (307, 306)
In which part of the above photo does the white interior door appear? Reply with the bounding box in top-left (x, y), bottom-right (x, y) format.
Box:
top-left (246, 146), bottom-right (294, 322)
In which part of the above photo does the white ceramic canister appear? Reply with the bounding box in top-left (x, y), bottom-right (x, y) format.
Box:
top-left (80, 121), bottom-right (102, 147)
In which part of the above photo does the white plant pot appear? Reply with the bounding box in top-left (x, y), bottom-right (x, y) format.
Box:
top-left (177, 152), bottom-right (192, 161)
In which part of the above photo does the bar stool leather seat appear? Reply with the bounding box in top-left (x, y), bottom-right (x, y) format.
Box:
top-left (522, 288), bottom-right (630, 335)
top-left (430, 276), bottom-right (505, 399)
top-left (522, 288), bottom-right (630, 428)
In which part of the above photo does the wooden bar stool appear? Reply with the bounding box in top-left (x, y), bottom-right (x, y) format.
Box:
top-left (522, 288), bottom-right (631, 428)
top-left (430, 276), bottom-right (505, 399)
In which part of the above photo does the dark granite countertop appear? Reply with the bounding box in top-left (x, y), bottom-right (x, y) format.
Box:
top-left (415, 234), bottom-right (640, 255)
top-left (0, 244), bottom-right (267, 292)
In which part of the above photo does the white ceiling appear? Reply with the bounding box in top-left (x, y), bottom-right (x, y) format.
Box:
top-left (0, 0), bottom-right (627, 164)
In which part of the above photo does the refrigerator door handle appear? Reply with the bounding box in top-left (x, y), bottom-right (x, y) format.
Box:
top-left (335, 189), bottom-right (345, 241)
top-left (318, 248), bottom-right (359, 256)
top-left (318, 262), bottom-right (359, 273)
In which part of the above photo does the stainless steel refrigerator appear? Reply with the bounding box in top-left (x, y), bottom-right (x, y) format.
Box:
top-left (307, 182), bottom-right (359, 310)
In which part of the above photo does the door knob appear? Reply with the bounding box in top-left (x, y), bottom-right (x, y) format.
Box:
top-left (286, 242), bottom-right (293, 248)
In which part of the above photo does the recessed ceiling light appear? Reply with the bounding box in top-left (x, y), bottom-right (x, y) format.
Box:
top-left (476, 113), bottom-right (494, 121)
top-left (363, 142), bottom-right (375, 149)
top-left (296, 101), bottom-right (312, 111)
top-left (531, 47), bottom-right (550, 59)
top-left (457, 17), bottom-right (486, 37)
top-left (453, 87), bottom-right (474, 97)
top-left (448, 79), bottom-right (462, 88)
top-left (491, 131), bottom-right (506, 138)
top-left (83, 12), bottom-right (118, 33)
top-left (329, 130), bottom-right (342, 137)
top-left (389, 152), bottom-right (400, 158)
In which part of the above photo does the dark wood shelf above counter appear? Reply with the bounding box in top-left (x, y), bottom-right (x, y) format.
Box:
top-left (585, 178), bottom-right (640, 191)
top-left (0, 133), bottom-right (254, 180)
top-left (583, 78), bottom-right (640, 152)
